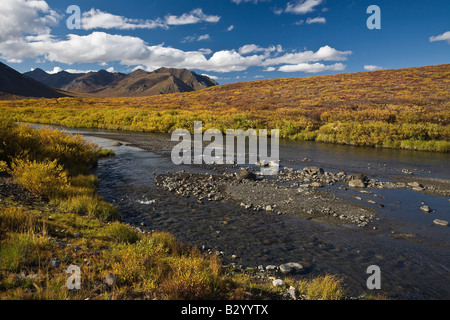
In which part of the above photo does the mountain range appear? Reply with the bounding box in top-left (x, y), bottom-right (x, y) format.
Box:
top-left (24, 67), bottom-right (218, 97)
top-left (0, 61), bottom-right (218, 99)
top-left (0, 62), bottom-right (66, 99)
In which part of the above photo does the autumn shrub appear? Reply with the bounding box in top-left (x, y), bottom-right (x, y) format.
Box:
top-left (57, 195), bottom-right (119, 221)
top-left (103, 222), bottom-right (141, 244)
top-left (108, 232), bottom-right (223, 299)
top-left (0, 160), bottom-right (7, 173)
top-left (0, 233), bottom-right (54, 272)
top-left (0, 207), bottom-right (41, 234)
top-left (297, 275), bottom-right (346, 300)
top-left (9, 158), bottom-right (68, 198)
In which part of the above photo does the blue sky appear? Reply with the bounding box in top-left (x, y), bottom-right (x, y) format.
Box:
top-left (1, 0), bottom-right (449, 84)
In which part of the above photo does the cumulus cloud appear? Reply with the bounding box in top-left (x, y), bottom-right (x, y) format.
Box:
top-left (0, 0), bottom-right (60, 42)
top-left (201, 73), bottom-right (219, 80)
top-left (1, 31), bottom-right (351, 73)
top-left (238, 44), bottom-right (283, 55)
top-left (429, 31), bottom-right (450, 44)
top-left (285, 0), bottom-right (323, 15)
top-left (46, 66), bottom-right (97, 74)
top-left (0, 1), bottom-right (350, 74)
top-left (81, 8), bottom-right (167, 30)
top-left (81, 8), bottom-right (220, 30)
top-left (262, 45), bottom-right (352, 66)
top-left (364, 65), bottom-right (383, 71)
top-left (165, 8), bottom-right (220, 25)
top-left (278, 62), bottom-right (345, 73)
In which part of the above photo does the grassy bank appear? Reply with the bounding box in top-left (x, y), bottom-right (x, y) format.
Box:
top-left (0, 121), bottom-right (351, 300)
top-left (0, 64), bottom-right (449, 152)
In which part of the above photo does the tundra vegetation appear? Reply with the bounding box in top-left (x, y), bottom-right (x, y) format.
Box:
top-left (1, 64), bottom-right (449, 152)
top-left (0, 121), bottom-right (351, 300)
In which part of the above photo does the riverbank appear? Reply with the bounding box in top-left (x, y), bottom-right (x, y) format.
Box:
top-left (1, 121), bottom-right (354, 300)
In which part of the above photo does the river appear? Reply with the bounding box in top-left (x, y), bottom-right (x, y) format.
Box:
top-left (31, 124), bottom-right (450, 300)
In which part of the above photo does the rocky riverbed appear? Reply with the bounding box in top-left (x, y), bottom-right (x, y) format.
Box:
top-left (31, 128), bottom-right (449, 299)
top-left (155, 168), bottom-right (378, 228)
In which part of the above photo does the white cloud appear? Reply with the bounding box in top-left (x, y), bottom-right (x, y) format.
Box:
top-left (272, 8), bottom-right (284, 15)
top-left (81, 8), bottom-right (220, 30)
top-left (285, 0), bottom-right (323, 15)
top-left (201, 73), bottom-right (219, 80)
top-left (227, 25), bottom-right (235, 31)
top-left (198, 48), bottom-right (213, 55)
top-left (0, 0), bottom-right (60, 42)
top-left (197, 34), bottom-right (211, 41)
top-left (364, 65), bottom-right (383, 71)
top-left (50, 67), bottom-right (97, 74)
top-left (81, 8), bottom-right (167, 30)
top-left (239, 44), bottom-right (283, 55)
top-left (1, 32), bottom-right (351, 74)
top-left (306, 17), bottom-right (326, 24)
top-left (47, 66), bottom-right (63, 74)
top-left (262, 45), bottom-right (352, 66)
top-left (278, 62), bottom-right (346, 73)
top-left (182, 34), bottom-right (211, 43)
top-left (264, 67), bottom-right (276, 72)
top-left (429, 31), bottom-right (450, 44)
top-left (0, 2), bottom-right (351, 75)
top-left (165, 8), bottom-right (220, 25)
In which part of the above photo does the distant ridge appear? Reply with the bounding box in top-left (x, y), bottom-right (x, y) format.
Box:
top-left (24, 67), bottom-right (219, 97)
top-left (0, 62), bottom-right (67, 99)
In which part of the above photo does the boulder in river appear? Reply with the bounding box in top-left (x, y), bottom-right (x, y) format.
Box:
top-left (279, 262), bottom-right (304, 274)
top-left (433, 219), bottom-right (448, 227)
top-left (303, 166), bottom-right (324, 175)
top-left (349, 179), bottom-right (367, 188)
top-left (236, 168), bottom-right (257, 181)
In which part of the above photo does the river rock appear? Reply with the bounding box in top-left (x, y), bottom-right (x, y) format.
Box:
top-left (265, 265), bottom-right (277, 272)
top-left (408, 182), bottom-right (423, 188)
top-left (111, 141), bottom-right (122, 146)
top-left (272, 279), bottom-right (286, 287)
top-left (287, 286), bottom-right (297, 300)
top-left (104, 273), bottom-right (117, 287)
top-left (303, 166), bottom-right (324, 175)
top-left (279, 262), bottom-right (304, 274)
top-left (310, 182), bottom-right (323, 188)
top-left (420, 205), bottom-right (431, 213)
top-left (349, 179), bottom-right (366, 188)
top-left (350, 173), bottom-right (367, 181)
top-left (433, 219), bottom-right (449, 227)
top-left (255, 160), bottom-right (269, 167)
top-left (51, 258), bottom-right (61, 268)
top-left (236, 168), bottom-right (257, 181)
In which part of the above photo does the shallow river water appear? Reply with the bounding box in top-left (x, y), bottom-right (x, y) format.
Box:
top-left (32, 125), bottom-right (450, 299)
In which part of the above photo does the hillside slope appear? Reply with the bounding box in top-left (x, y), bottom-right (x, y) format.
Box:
top-left (0, 63), bottom-right (67, 99)
top-left (2, 64), bottom-right (449, 151)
